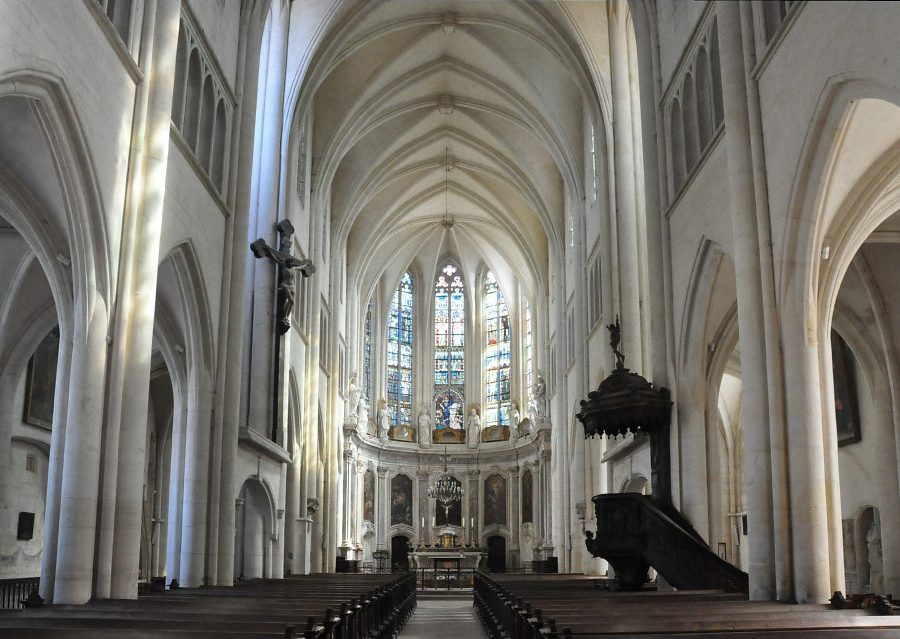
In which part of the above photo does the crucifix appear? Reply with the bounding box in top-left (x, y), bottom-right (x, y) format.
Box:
top-left (251, 219), bottom-right (315, 440)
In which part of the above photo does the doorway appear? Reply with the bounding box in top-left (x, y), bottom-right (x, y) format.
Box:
top-left (391, 535), bottom-right (410, 572)
top-left (487, 535), bottom-right (506, 573)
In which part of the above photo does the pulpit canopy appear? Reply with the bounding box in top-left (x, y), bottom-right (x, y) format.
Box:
top-left (577, 317), bottom-right (672, 439)
top-left (577, 366), bottom-right (671, 439)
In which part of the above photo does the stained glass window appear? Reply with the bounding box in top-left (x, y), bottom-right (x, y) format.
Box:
top-left (433, 264), bottom-right (465, 429)
top-left (364, 300), bottom-right (373, 408)
top-left (525, 301), bottom-right (533, 403)
top-left (484, 271), bottom-right (511, 427)
top-left (387, 273), bottom-right (413, 426)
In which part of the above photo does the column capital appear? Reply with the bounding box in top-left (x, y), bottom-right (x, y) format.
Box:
top-left (377, 466), bottom-right (388, 477)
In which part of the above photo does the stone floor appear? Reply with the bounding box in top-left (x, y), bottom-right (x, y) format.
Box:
top-left (400, 593), bottom-right (486, 639)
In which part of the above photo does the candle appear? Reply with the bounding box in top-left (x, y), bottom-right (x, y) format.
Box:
top-left (421, 517), bottom-right (425, 529)
top-left (470, 517), bottom-right (474, 528)
top-left (432, 517), bottom-right (435, 527)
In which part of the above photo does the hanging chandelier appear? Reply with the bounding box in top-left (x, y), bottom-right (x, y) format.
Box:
top-left (427, 448), bottom-right (462, 518)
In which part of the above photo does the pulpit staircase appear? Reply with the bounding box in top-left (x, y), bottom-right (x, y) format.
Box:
top-left (578, 319), bottom-right (748, 593)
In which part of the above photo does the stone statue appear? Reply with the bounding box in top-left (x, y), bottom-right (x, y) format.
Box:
top-left (377, 399), bottom-right (390, 442)
top-left (528, 373), bottom-right (547, 420)
top-left (520, 522), bottom-right (535, 565)
top-left (417, 407), bottom-right (432, 449)
top-left (466, 407), bottom-right (481, 449)
top-left (357, 397), bottom-right (369, 435)
top-left (250, 219), bottom-right (315, 335)
top-left (507, 401), bottom-right (521, 436)
top-left (867, 522), bottom-right (884, 593)
top-left (347, 372), bottom-right (361, 421)
top-left (607, 315), bottom-right (625, 370)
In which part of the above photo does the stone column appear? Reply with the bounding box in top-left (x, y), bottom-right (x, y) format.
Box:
top-left (509, 467), bottom-right (520, 568)
top-left (165, 391), bottom-right (186, 582)
top-left (37, 329), bottom-right (72, 602)
top-left (716, 1), bottom-right (778, 601)
top-left (608, 0), bottom-right (642, 364)
top-left (53, 297), bottom-right (109, 604)
top-left (467, 470), bottom-right (480, 546)
top-left (215, 0), bottom-right (274, 587)
top-left (105, 0), bottom-right (182, 600)
top-left (539, 450), bottom-right (553, 555)
top-left (179, 366), bottom-right (213, 587)
top-left (341, 447), bottom-right (354, 551)
top-left (376, 466), bottom-right (388, 549)
top-left (417, 469), bottom-right (430, 545)
top-left (245, 0), bottom-right (291, 437)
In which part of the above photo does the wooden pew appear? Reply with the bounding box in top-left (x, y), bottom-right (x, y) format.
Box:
top-left (473, 572), bottom-right (900, 639)
top-left (0, 572), bottom-right (416, 639)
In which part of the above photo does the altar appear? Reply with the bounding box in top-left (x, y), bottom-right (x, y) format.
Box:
top-left (410, 548), bottom-right (485, 571)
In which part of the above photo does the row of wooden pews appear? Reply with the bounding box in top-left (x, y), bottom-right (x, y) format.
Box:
top-left (474, 572), bottom-right (900, 638)
top-left (0, 573), bottom-right (415, 639)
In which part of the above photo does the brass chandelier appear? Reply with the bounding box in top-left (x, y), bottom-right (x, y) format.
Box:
top-left (427, 448), bottom-right (462, 518)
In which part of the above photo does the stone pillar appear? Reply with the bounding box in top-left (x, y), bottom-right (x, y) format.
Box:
top-left (165, 393), bottom-right (186, 581)
top-left (233, 498), bottom-right (245, 578)
top-left (179, 367), bottom-right (213, 587)
top-left (38, 330), bottom-right (72, 602)
top-left (467, 470), bottom-right (480, 546)
top-left (539, 450), bottom-right (553, 556)
top-left (417, 469), bottom-right (430, 545)
top-left (608, 0), bottom-right (642, 364)
top-left (53, 297), bottom-right (109, 604)
top-left (376, 466), bottom-right (388, 549)
top-left (215, 0), bottom-right (274, 588)
top-left (509, 466), bottom-right (520, 568)
top-left (716, 1), bottom-right (778, 601)
top-left (341, 447), bottom-right (354, 550)
top-left (245, 0), bottom-right (291, 440)
top-left (105, 0), bottom-right (182, 600)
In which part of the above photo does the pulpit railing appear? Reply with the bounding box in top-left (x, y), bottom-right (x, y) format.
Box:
top-left (0, 577), bottom-right (39, 610)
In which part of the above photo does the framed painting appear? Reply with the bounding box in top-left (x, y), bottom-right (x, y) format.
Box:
top-left (831, 330), bottom-right (861, 446)
top-left (364, 469), bottom-right (375, 523)
top-left (23, 326), bottom-right (60, 430)
top-left (390, 473), bottom-right (413, 526)
top-left (484, 474), bottom-right (507, 526)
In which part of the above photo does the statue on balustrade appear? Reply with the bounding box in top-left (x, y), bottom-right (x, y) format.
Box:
top-left (528, 373), bottom-right (547, 421)
top-left (347, 372), bottom-right (361, 422)
top-left (507, 401), bottom-right (521, 436)
top-left (466, 406), bottom-right (481, 448)
top-left (357, 397), bottom-right (369, 435)
top-left (377, 399), bottom-right (390, 442)
top-left (417, 407), bottom-right (432, 449)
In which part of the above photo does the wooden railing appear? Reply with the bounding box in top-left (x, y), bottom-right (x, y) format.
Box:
top-left (0, 576), bottom-right (39, 610)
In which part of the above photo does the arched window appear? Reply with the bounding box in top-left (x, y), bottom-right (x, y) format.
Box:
top-left (483, 271), bottom-right (511, 427)
top-left (364, 299), bottom-right (373, 409)
top-left (434, 264), bottom-right (465, 429)
top-left (386, 273), bottom-right (413, 426)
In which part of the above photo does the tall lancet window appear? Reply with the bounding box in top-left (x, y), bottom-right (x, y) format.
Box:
top-left (484, 271), bottom-right (511, 427)
top-left (434, 264), bottom-right (465, 430)
top-left (387, 273), bottom-right (413, 426)
top-left (364, 300), bottom-right (373, 409)
top-left (525, 301), bottom-right (534, 402)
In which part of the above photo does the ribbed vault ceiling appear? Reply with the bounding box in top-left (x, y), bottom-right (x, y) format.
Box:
top-left (295, 0), bottom-right (607, 303)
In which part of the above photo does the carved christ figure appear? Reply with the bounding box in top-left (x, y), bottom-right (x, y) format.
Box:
top-left (250, 219), bottom-right (315, 335)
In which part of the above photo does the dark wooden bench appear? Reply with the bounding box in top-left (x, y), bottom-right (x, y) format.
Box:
top-left (473, 572), bottom-right (900, 639)
top-left (0, 572), bottom-right (416, 639)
